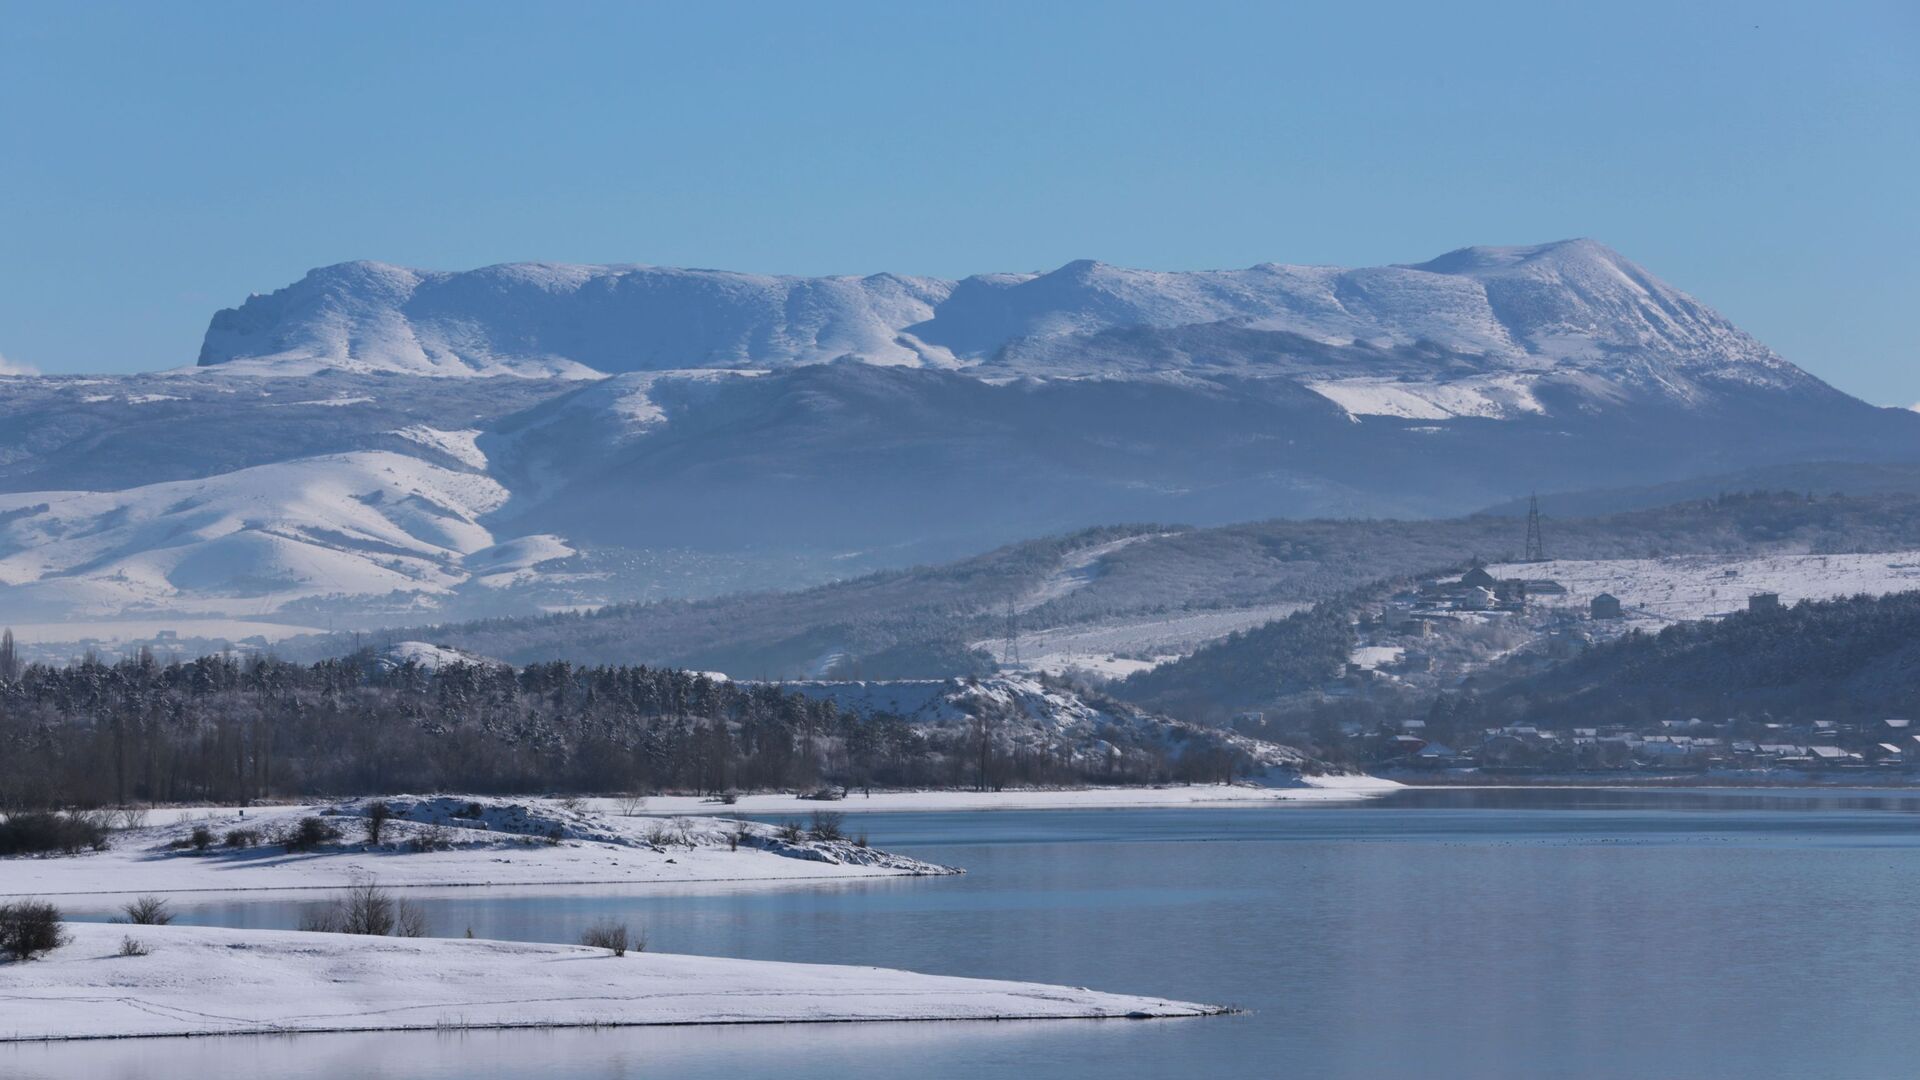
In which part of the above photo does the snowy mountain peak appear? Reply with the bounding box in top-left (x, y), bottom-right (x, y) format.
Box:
top-left (1405, 237), bottom-right (1619, 274)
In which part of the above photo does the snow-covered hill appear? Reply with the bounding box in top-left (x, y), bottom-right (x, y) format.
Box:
top-left (0, 450), bottom-right (521, 618)
top-left (782, 674), bottom-right (1318, 775)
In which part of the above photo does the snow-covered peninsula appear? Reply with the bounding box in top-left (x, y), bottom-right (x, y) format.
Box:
top-left (0, 923), bottom-right (1225, 1042)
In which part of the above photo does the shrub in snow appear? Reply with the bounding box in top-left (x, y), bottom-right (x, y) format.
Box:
top-left (117, 936), bottom-right (150, 957)
top-left (190, 825), bottom-right (214, 851)
top-left (775, 819), bottom-right (805, 843)
top-left (123, 896), bottom-right (173, 925)
top-left (225, 828), bottom-right (260, 848)
top-left (283, 816), bottom-right (341, 853)
top-left (580, 918), bottom-right (642, 957)
top-left (406, 823), bottom-right (451, 852)
top-left (0, 901), bottom-right (67, 961)
top-left (808, 811), bottom-right (847, 842)
top-left (0, 812), bottom-right (108, 856)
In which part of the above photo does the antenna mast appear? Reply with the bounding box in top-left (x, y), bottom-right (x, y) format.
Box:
top-left (1524, 493), bottom-right (1547, 563)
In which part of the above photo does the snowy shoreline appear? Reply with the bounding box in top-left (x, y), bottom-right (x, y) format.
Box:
top-left (1, 797), bottom-right (957, 900)
top-left (0, 924), bottom-right (1227, 1043)
top-left (599, 776), bottom-right (1401, 816)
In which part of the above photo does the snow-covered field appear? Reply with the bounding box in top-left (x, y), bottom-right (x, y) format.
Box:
top-left (1488, 550), bottom-right (1920, 625)
top-left (0, 798), bottom-right (954, 899)
top-left (0, 923), bottom-right (1223, 1042)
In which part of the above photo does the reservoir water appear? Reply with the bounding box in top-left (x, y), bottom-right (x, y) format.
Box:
top-left (11, 787), bottom-right (1920, 1079)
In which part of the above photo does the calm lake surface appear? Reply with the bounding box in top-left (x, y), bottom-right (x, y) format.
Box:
top-left (13, 787), bottom-right (1920, 1079)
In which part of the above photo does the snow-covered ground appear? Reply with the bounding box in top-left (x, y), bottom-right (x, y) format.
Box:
top-left (0, 923), bottom-right (1223, 1042)
top-left (0, 618), bottom-right (324, 646)
top-left (976, 603), bottom-right (1309, 677)
top-left (593, 776), bottom-right (1399, 817)
top-left (375, 640), bottom-right (500, 670)
top-left (0, 797), bottom-right (954, 900)
top-left (1349, 644), bottom-right (1405, 670)
top-left (0, 450), bottom-right (509, 617)
top-left (1488, 550), bottom-right (1920, 626)
top-left (1305, 372), bottom-right (1547, 421)
top-left (1010, 533), bottom-right (1173, 614)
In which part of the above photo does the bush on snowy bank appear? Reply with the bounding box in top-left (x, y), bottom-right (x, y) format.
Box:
top-left (123, 895), bottom-right (173, 925)
top-left (298, 882), bottom-right (429, 938)
top-left (282, 816), bottom-right (342, 853)
top-left (0, 900), bottom-right (66, 961)
top-left (580, 918), bottom-right (644, 957)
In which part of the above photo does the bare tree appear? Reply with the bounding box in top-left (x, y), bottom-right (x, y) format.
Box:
top-left (298, 881), bottom-right (428, 938)
top-left (123, 896), bottom-right (173, 925)
top-left (808, 810), bottom-right (846, 842)
top-left (365, 801), bottom-right (394, 845)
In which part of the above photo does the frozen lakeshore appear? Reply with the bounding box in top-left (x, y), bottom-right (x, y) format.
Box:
top-left (0, 797), bottom-right (956, 899)
top-left (0, 923), bottom-right (1226, 1042)
top-left (602, 775), bottom-right (1401, 816)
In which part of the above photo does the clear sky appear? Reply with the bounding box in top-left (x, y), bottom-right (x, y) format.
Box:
top-left (2, 1), bottom-right (1916, 401)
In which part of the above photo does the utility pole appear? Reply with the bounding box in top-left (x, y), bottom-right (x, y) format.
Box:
top-left (1002, 601), bottom-right (1021, 669)
top-left (1524, 493), bottom-right (1547, 563)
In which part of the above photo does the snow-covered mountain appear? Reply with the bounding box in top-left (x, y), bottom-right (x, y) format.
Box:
top-left (1, 240), bottom-right (1915, 635)
top-left (197, 240), bottom-right (1811, 414)
top-left (200, 261), bottom-right (955, 376)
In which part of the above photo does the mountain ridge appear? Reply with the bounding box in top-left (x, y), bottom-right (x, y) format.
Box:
top-left (196, 240), bottom-right (1815, 404)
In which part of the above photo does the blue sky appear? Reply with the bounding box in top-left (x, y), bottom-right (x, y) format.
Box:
top-left (2, 1), bottom-right (1915, 401)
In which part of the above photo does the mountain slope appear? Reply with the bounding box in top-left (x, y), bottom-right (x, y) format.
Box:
top-left (0, 450), bottom-right (517, 619)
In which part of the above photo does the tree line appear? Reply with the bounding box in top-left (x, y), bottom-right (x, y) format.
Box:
top-left (0, 649), bottom-right (1237, 811)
